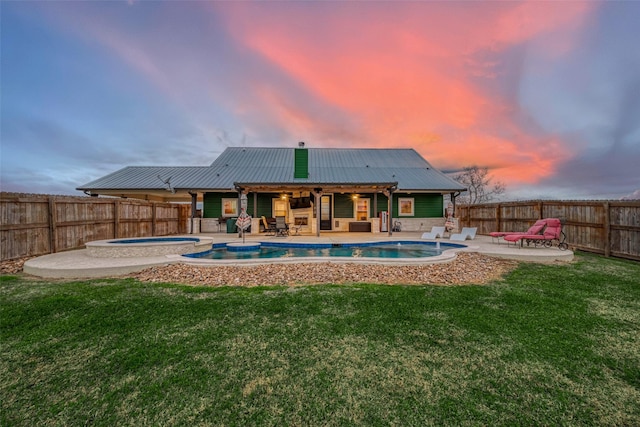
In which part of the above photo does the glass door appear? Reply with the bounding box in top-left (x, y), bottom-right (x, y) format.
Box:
top-left (273, 199), bottom-right (288, 218)
top-left (320, 195), bottom-right (332, 230)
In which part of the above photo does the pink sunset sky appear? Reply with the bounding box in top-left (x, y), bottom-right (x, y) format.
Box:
top-left (2, 1), bottom-right (639, 199)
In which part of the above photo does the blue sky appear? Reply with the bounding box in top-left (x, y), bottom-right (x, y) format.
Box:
top-left (1, 1), bottom-right (639, 200)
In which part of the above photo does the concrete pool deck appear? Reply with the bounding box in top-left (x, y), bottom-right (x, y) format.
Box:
top-left (23, 232), bottom-right (574, 279)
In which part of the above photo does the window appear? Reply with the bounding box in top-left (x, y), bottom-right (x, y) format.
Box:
top-left (398, 198), bottom-right (414, 216)
top-left (221, 198), bottom-right (238, 217)
top-left (356, 198), bottom-right (369, 221)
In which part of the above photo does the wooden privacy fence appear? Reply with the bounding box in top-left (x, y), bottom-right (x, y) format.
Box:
top-left (456, 200), bottom-right (640, 261)
top-left (1, 193), bottom-right (191, 261)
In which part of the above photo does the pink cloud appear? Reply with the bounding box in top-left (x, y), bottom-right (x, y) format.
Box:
top-left (32, 1), bottom-right (598, 189)
top-left (215, 1), bottom-right (596, 186)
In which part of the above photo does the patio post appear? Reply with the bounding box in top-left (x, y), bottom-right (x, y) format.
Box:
top-left (383, 187), bottom-right (394, 237)
top-left (313, 188), bottom-right (322, 237)
top-left (189, 192), bottom-right (197, 234)
top-left (253, 192), bottom-right (258, 218)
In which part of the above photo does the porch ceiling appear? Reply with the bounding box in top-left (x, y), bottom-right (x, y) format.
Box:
top-left (84, 183), bottom-right (454, 202)
top-left (234, 182), bottom-right (399, 193)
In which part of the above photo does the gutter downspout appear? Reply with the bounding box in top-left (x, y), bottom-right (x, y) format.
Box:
top-left (189, 192), bottom-right (197, 234)
top-left (451, 191), bottom-right (461, 216)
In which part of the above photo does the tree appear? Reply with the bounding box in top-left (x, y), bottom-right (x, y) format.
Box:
top-left (454, 165), bottom-right (506, 205)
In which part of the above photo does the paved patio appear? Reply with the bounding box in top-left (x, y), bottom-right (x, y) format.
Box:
top-left (23, 232), bottom-right (574, 279)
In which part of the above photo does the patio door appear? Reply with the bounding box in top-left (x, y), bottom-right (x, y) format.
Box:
top-left (320, 195), bottom-right (332, 230)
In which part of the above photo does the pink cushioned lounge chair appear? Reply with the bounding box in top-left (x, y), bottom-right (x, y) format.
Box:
top-left (503, 218), bottom-right (568, 250)
top-left (489, 219), bottom-right (547, 243)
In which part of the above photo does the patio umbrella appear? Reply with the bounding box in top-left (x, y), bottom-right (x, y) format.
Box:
top-left (445, 202), bottom-right (456, 232)
top-left (235, 208), bottom-right (252, 243)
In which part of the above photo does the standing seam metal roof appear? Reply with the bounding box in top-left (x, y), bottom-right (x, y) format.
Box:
top-left (77, 147), bottom-right (465, 192)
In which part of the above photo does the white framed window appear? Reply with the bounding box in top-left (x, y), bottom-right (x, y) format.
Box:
top-left (398, 197), bottom-right (414, 216)
top-left (221, 198), bottom-right (238, 217)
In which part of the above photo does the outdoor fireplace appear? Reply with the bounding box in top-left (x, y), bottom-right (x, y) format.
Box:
top-left (294, 216), bottom-right (308, 226)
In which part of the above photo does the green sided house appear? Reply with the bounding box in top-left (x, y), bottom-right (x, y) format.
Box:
top-left (77, 145), bottom-right (466, 235)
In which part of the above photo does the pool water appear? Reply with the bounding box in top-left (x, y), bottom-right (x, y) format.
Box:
top-left (185, 241), bottom-right (464, 260)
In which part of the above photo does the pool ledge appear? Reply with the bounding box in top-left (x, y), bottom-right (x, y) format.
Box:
top-left (85, 236), bottom-right (214, 258)
top-left (179, 247), bottom-right (462, 267)
top-left (22, 247), bottom-right (464, 279)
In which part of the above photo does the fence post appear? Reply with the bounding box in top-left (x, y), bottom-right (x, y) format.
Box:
top-left (48, 196), bottom-right (57, 254)
top-left (496, 204), bottom-right (501, 232)
top-left (114, 200), bottom-right (120, 238)
top-left (604, 201), bottom-right (611, 257)
top-left (152, 202), bottom-right (157, 236)
top-left (538, 201), bottom-right (543, 219)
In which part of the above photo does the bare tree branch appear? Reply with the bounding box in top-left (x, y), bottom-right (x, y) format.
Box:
top-left (454, 166), bottom-right (506, 205)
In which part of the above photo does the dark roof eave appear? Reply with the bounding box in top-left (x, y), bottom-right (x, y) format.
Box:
top-left (77, 187), bottom-right (237, 192)
top-left (234, 181), bottom-right (399, 187)
top-left (78, 184), bottom-right (465, 193)
top-left (399, 188), bottom-right (466, 192)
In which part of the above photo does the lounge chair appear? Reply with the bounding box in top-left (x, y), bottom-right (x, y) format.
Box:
top-left (275, 216), bottom-right (289, 237)
top-left (503, 218), bottom-right (568, 250)
top-left (421, 226), bottom-right (446, 239)
top-left (449, 227), bottom-right (477, 241)
top-left (489, 219), bottom-right (547, 243)
top-left (261, 216), bottom-right (276, 236)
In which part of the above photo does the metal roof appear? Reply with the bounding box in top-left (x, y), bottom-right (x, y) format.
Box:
top-left (77, 147), bottom-right (465, 193)
top-left (77, 166), bottom-right (214, 190)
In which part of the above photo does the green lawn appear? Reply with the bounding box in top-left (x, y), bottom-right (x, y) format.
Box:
top-left (2, 253), bottom-right (639, 426)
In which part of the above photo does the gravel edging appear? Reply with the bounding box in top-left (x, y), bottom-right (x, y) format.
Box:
top-left (128, 252), bottom-right (518, 287)
top-left (0, 257), bottom-right (32, 275)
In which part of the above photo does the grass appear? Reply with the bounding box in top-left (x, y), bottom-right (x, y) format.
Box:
top-left (1, 252), bottom-right (639, 426)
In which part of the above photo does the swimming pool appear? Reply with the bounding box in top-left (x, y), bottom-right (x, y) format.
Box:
top-left (185, 241), bottom-right (465, 260)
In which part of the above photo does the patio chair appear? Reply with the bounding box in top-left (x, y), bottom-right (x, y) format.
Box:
top-left (275, 216), bottom-right (289, 237)
top-left (449, 227), bottom-right (477, 241)
top-left (261, 216), bottom-right (276, 236)
top-left (503, 218), bottom-right (569, 250)
top-left (421, 226), bottom-right (446, 239)
top-left (217, 216), bottom-right (227, 232)
top-left (489, 219), bottom-right (547, 243)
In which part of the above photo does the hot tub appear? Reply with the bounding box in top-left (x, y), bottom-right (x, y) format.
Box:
top-left (85, 236), bottom-right (214, 258)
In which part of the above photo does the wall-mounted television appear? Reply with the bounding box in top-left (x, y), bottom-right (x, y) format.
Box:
top-left (289, 197), bottom-right (312, 209)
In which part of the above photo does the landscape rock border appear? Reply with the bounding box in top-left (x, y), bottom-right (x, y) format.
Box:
top-left (129, 252), bottom-right (518, 287)
top-left (2, 252), bottom-right (519, 286)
